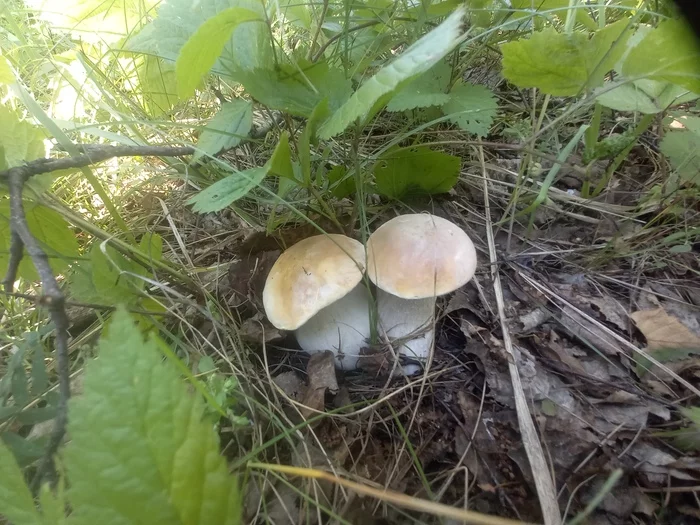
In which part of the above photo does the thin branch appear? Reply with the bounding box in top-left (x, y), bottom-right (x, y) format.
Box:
top-left (0, 144), bottom-right (194, 491)
top-left (0, 145), bottom-right (194, 183)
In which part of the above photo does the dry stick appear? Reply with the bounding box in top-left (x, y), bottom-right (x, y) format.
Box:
top-left (477, 146), bottom-right (562, 525)
top-left (0, 144), bottom-right (195, 490)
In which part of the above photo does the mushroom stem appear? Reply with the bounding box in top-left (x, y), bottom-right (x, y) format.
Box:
top-left (294, 284), bottom-right (372, 371)
top-left (376, 288), bottom-right (436, 372)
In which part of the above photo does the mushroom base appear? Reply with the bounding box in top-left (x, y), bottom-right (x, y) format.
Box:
top-left (294, 284), bottom-right (372, 371)
top-left (376, 289), bottom-right (436, 374)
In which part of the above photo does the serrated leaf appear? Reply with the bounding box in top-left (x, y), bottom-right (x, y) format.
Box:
top-left (39, 479), bottom-right (66, 525)
top-left (128, 0), bottom-right (273, 78)
top-left (386, 61), bottom-right (452, 111)
top-left (64, 308), bottom-right (242, 524)
top-left (176, 7), bottom-right (263, 98)
top-left (442, 82), bottom-right (497, 137)
top-left (319, 6), bottom-right (467, 138)
top-left (0, 439), bottom-right (41, 525)
top-left (238, 62), bottom-right (351, 117)
top-left (596, 79), bottom-right (700, 114)
top-left (621, 19), bottom-right (700, 94)
top-left (0, 55), bottom-right (14, 84)
top-left (374, 146), bottom-right (460, 199)
top-left (660, 130), bottom-right (700, 185)
top-left (193, 100), bottom-right (253, 162)
top-left (0, 200), bottom-right (79, 283)
top-left (501, 19), bottom-right (632, 96)
top-left (188, 166), bottom-right (268, 213)
top-left (0, 106), bottom-right (46, 170)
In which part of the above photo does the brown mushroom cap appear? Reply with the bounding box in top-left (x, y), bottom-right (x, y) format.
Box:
top-left (366, 214), bottom-right (476, 299)
top-left (263, 234), bottom-right (366, 330)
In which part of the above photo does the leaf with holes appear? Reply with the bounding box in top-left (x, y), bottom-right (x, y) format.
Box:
top-left (501, 19), bottom-right (632, 96)
top-left (374, 146), bottom-right (460, 199)
top-left (64, 308), bottom-right (242, 524)
top-left (386, 61), bottom-right (452, 112)
top-left (188, 166), bottom-right (268, 213)
top-left (318, 7), bottom-right (467, 138)
top-left (442, 82), bottom-right (497, 137)
top-left (193, 100), bottom-right (253, 162)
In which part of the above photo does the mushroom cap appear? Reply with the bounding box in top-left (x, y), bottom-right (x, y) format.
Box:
top-left (366, 214), bottom-right (476, 299)
top-left (263, 234), bottom-right (366, 330)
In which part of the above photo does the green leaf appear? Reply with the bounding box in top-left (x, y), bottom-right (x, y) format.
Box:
top-left (175, 7), bottom-right (263, 98)
top-left (386, 61), bottom-right (452, 112)
top-left (509, 0), bottom-right (597, 31)
top-left (64, 308), bottom-right (242, 524)
top-left (238, 62), bottom-right (351, 117)
top-left (374, 146), bottom-right (460, 199)
top-left (300, 99), bottom-right (330, 184)
top-left (621, 19), bottom-right (700, 93)
top-left (69, 243), bottom-right (145, 305)
top-left (39, 479), bottom-right (67, 525)
top-left (268, 132), bottom-right (295, 179)
top-left (596, 79), bottom-right (700, 114)
top-left (193, 100), bottom-right (253, 162)
top-left (660, 130), bottom-right (700, 186)
top-left (31, 346), bottom-right (48, 398)
top-left (1, 432), bottom-right (48, 470)
top-left (327, 165), bottom-right (355, 199)
top-left (187, 166), bottom-right (268, 213)
top-left (128, 0), bottom-right (273, 77)
top-left (501, 19), bottom-right (632, 96)
top-left (318, 6), bottom-right (467, 138)
top-left (137, 56), bottom-right (179, 117)
top-left (0, 55), bottom-right (14, 84)
top-left (139, 232), bottom-right (163, 263)
top-left (442, 82), bottom-right (497, 137)
top-left (0, 106), bottom-right (46, 170)
top-left (0, 439), bottom-right (41, 525)
top-left (0, 200), bottom-right (79, 282)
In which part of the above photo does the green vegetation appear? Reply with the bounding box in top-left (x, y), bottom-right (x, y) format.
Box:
top-left (1, 0), bottom-right (699, 523)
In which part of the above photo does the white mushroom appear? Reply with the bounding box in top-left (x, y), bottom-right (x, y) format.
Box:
top-left (262, 234), bottom-right (370, 370)
top-left (366, 214), bottom-right (477, 374)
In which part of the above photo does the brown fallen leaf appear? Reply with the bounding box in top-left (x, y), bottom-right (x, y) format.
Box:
top-left (630, 308), bottom-right (700, 352)
top-left (300, 351), bottom-right (338, 418)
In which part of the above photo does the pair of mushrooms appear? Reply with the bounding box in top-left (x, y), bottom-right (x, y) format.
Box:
top-left (262, 214), bottom-right (477, 373)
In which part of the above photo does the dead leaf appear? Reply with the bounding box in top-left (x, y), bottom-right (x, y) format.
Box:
top-left (240, 313), bottom-right (285, 344)
top-left (559, 305), bottom-right (621, 356)
top-left (301, 351), bottom-right (338, 417)
top-left (273, 371), bottom-right (306, 402)
top-left (630, 308), bottom-right (700, 352)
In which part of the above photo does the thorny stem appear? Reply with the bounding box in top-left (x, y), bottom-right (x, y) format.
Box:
top-left (0, 144), bottom-right (194, 491)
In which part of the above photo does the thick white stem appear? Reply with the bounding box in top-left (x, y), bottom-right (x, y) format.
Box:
top-left (376, 288), bottom-right (436, 373)
top-left (294, 284), bottom-right (372, 371)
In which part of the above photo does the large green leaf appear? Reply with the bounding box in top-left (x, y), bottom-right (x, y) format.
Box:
top-left (193, 100), bottom-right (253, 162)
top-left (501, 19), bottom-right (632, 96)
top-left (318, 6), bottom-right (467, 138)
top-left (596, 79), bottom-right (700, 114)
top-left (187, 165), bottom-right (268, 213)
top-left (660, 130), bottom-right (700, 186)
top-left (0, 106), bottom-right (46, 170)
top-left (0, 200), bottom-right (79, 282)
top-left (128, 0), bottom-right (273, 80)
top-left (386, 61), bottom-right (452, 112)
top-left (0, 440), bottom-right (41, 525)
top-left (442, 82), bottom-right (497, 137)
top-left (374, 146), bottom-right (460, 199)
top-left (621, 19), bottom-right (700, 94)
top-left (238, 62), bottom-right (351, 117)
top-left (136, 56), bottom-right (179, 117)
top-left (64, 308), bottom-right (242, 524)
top-left (176, 7), bottom-right (262, 98)
top-left (509, 0), bottom-right (597, 31)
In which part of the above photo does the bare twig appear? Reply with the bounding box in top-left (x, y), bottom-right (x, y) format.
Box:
top-left (0, 145), bottom-right (194, 183)
top-left (0, 144), bottom-right (193, 490)
top-left (477, 145), bottom-right (562, 525)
